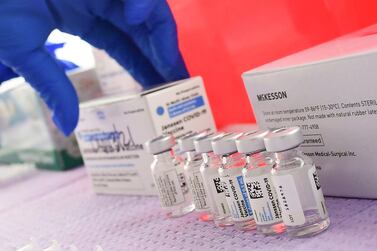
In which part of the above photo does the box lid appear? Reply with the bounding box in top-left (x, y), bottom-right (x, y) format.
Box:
top-left (79, 78), bottom-right (190, 108)
top-left (243, 24), bottom-right (377, 76)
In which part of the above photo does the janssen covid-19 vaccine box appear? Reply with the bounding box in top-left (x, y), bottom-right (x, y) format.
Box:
top-left (75, 76), bottom-right (216, 195)
top-left (243, 24), bottom-right (377, 199)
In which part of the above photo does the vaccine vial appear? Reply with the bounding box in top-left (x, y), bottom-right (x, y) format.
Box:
top-left (236, 130), bottom-right (285, 235)
top-left (264, 127), bottom-right (330, 237)
top-left (145, 135), bottom-right (194, 218)
top-left (212, 133), bottom-right (256, 231)
top-left (178, 133), bottom-right (213, 221)
top-left (194, 133), bottom-right (233, 227)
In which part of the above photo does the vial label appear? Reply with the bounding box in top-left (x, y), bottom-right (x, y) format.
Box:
top-left (222, 173), bottom-right (253, 222)
top-left (187, 171), bottom-right (210, 210)
top-left (307, 165), bottom-right (328, 219)
top-left (204, 172), bottom-right (230, 217)
top-left (154, 168), bottom-right (185, 208)
top-left (272, 174), bottom-right (305, 226)
top-left (244, 174), bottom-right (282, 225)
top-left (176, 167), bottom-right (190, 195)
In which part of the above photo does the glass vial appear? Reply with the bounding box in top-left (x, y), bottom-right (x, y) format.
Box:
top-left (194, 133), bottom-right (233, 227)
top-left (264, 127), bottom-right (330, 237)
top-left (236, 130), bottom-right (285, 235)
top-left (145, 135), bottom-right (194, 218)
top-left (212, 133), bottom-right (256, 231)
top-left (178, 133), bottom-right (213, 221)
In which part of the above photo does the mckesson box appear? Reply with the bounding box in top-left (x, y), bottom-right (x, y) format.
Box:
top-left (243, 24), bottom-right (377, 199)
top-left (75, 76), bottom-right (216, 195)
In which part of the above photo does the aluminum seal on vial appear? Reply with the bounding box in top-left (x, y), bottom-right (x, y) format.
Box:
top-left (178, 131), bottom-right (208, 153)
top-left (211, 132), bottom-right (242, 155)
top-left (264, 127), bottom-right (304, 152)
top-left (144, 135), bottom-right (175, 155)
top-left (194, 132), bottom-right (224, 153)
top-left (235, 130), bottom-right (270, 154)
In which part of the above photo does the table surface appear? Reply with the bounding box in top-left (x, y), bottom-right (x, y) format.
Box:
top-left (0, 167), bottom-right (376, 251)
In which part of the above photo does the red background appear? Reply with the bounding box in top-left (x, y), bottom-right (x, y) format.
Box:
top-left (168, 0), bottom-right (377, 128)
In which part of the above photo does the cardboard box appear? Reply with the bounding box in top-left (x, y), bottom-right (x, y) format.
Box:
top-left (0, 68), bottom-right (102, 170)
top-left (243, 24), bottom-right (377, 199)
top-left (75, 76), bottom-right (216, 195)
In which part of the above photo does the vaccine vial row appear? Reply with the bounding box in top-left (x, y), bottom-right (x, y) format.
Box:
top-left (145, 127), bottom-right (330, 237)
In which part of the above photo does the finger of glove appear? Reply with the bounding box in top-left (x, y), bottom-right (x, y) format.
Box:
top-left (0, 62), bottom-right (18, 83)
top-left (81, 19), bottom-right (165, 88)
top-left (145, 1), bottom-right (189, 81)
top-left (5, 47), bottom-right (79, 136)
top-left (100, 0), bottom-right (189, 82)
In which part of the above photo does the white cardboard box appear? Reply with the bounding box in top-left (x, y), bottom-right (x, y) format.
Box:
top-left (243, 24), bottom-right (377, 199)
top-left (75, 76), bottom-right (216, 195)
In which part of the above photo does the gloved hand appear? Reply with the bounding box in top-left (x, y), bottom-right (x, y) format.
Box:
top-left (0, 0), bottom-right (189, 136)
top-left (0, 63), bottom-right (18, 83)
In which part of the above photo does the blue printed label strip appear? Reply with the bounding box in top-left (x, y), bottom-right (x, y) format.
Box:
top-left (168, 96), bottom-right (205, 118)
top-left (237, 175), bottom-right (253, 216)
top-left (78, 131), bottom-right (120, 142)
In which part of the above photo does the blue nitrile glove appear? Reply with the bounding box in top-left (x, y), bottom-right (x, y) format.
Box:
top-left (0, 0), bottom-right (189, 136)
top-left (0, 42), bottom-right (81, 82)
top-left (0, 63), bottom-right (18, 83)
top-left (45, 42), bottom-right (79, 71)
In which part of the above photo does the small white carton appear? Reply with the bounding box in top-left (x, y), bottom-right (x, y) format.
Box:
top-left (75, 76), bottom-right (216, 195)
top-left (242, 24), bottom-right (377, 199)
